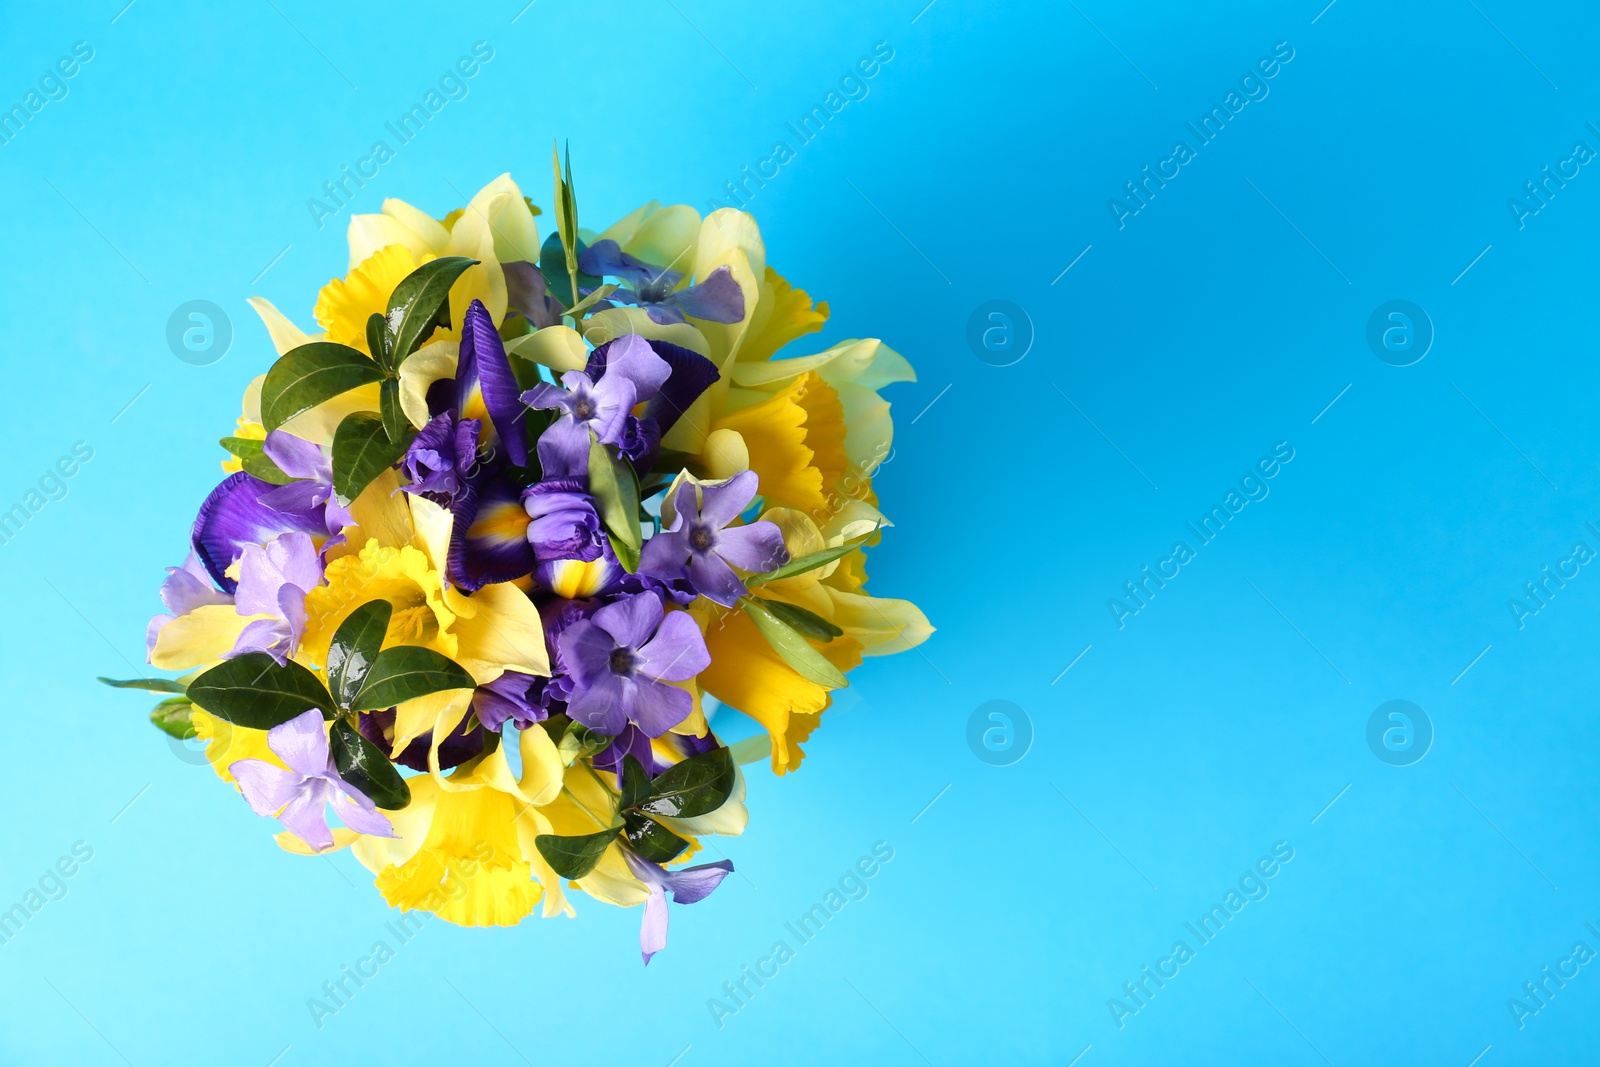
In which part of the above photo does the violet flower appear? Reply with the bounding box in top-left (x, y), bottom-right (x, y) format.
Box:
top-left (579, 239), bottom-right (746, 327)
top-left (639, 471), bottom-right (788, 607)
top-left (557, 592), bottom-right (710, 737)
top-left (229, 709), bottom-right (396, 852)
top-left (624, 850), bottom-right (735, 965)
top-left (228, 531), bottom-right (322, 665)
top-left (523, 477), bottom-right (604, 564)
top-left (520, 335), bottom-right (670, 477)
top-left (146, 551), bottom-right (233, 660)
top-left (402, 411), bottom-right (481, 501)
top-left (470, 669), bottom-right (547, 733)
top-left (260, 431), bottom-right (353, 530)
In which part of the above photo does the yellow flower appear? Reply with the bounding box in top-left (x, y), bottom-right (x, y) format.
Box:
top-left (313, 244), bottom-right (432, 353)
top-left (702, 371), bottom-right (849, 516)
top-left (739, 267), bottom-right (829, 364)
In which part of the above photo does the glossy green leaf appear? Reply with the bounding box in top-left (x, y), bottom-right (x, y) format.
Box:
top-left (535, 826), bottom-right (620, 880)
top-left (638, 747), bottom-right (735, 819)
top-left (187, 653), bottom-right (335, 729)
top-left (218, 437), bottom-right (292, 485)
top-left (366, 312), bottom-right (392, 373)
top-left (261, 342), bottom-right (384, 432)
top-left (332, 411), bottom-right (411, 507)
top-left (349, 645), bottom-right (475, 712)
top-left (760, 600), bottom-right (842, 642)
top-left (385, 256), bottom-right (477, 364)
top-left (149, 698), bottom-right (196, 740)
top-left (99, 676), bottom-right (186, 693)
top-left (588, 437), bottom-right (641, 571)
top-left (327, 600), bottom-right (392, 709)
top-left (329, 719), bottom-right (411, 810)
top-left (740, 599), bottom-right (848, 689)
top-left (379, 378), bottom-right (407, 442)
top-left (619, 755), bottom-right (651, 812)
top-left (623, 810), bottom-right (690, 864)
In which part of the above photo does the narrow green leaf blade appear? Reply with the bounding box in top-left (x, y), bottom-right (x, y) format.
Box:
top-left (639, 747), bottom-right (736, 819)
top-left (261, 342), bottom-right (384, 432)
top-left (366, 311), bottom-right (392, 373)
top-left (149, 698), bottom-right (196, 740)
top-left (740, 599), bottom-right (849, 689)
top-left (187, 653), bottom-right (336, 729)
top-left (535, 826), bottom-right (620, 880)
top-left (748, 536), bottom-right (875, 586)
top-left (218, 437), bottom-right (292, 485)
top-left (99, 676), bottom-right (186, 693)
top-left (588, 437), bottom-right (641, 570)
top-left (332, 411), bottom-right (411, 507)
top-left (329, 719), bottom-right (411, 810)
top-left (327, 600), bottom-right (392, 709)
top-left (761, 600), bottom-right (842, 641)
top-left (386, 256), bottom-right (478, 364)
top-left (349, 645), bottom-right (475, 712)
top-left (623, 810), bottom-right (690, 864)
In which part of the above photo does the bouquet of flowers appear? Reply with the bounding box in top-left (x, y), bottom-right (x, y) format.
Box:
top-left (104, 152), bottom-right (931, 961)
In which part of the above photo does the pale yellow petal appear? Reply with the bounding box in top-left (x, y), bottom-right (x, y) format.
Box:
top-left (397, 339), bottom-right (459, 429)
top-left (279, 382), bottom-right (382, 447)
top-left (822, 589), bottom-right (933, 656)
top-left (150, 606), bottom-right (264, 671)
top-left (505, 325), bottom-right (588, 373)
top-left (451, 581), bottom-right (551, 681)
top-left (247, 297), bottom-right (316, 357)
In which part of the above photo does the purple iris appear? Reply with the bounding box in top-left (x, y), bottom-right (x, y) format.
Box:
top-left (578, 240), bottom-right (746, 326)
top-left (557, 592), bottom-right (710, 738)
top-left (259, 431), bottom-right (353, 531)
top-left (230, 709), bottom-right (396, 852)
top-left (402, 411), bottom-right (480, 500)
top-left (191, 472), bottom-right (335, 593)
top-left (228, 531), bottom-right (322, 665)
top-left (146, 551), bottom-right (233, 660)
top-left (470, 669), bottom-right (547, 733)
top-left (623, 850), bottom-right (735, 965)
top-left (522, 478), bottom-right (603, 564)
top-left (639, 471), bottom-right (788, 607)
top-left (520, 335), bottom-right (670, 477)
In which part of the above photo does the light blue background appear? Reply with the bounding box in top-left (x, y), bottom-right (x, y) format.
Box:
top-left (2, 0), bottom-right (1598, 1063)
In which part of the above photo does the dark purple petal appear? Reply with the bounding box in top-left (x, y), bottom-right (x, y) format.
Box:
top-left (634, 610), bottom-right (711, 682)
top-left (457, 299), bottom-right (529, 466)
top-left (191, 473), bottom-right (330, 592)
top-left (578, 239), bottom-right (658, 289)
top-left (593, 591), bottom-right (664, 651)
top-left (664, 265), bottom-right (745, 324)
top-left (447, 474), bottom-right (536, 592)
top-left (522, 478), bottom-right (603, 564)
top-left (713, 521), bottom-right (789, 574)
top-left (591, 724), bottom-right (666, 778)
top-left (638, 342), bottom-right (719, 437)
top-left (357, 707), bottom-right (490, 772)
top-left (472, 670), bottom-right (546, 732)
top-left (402, 412), bottom-right (481, 500)
top-left (617, 415), bottom-right (661, 469)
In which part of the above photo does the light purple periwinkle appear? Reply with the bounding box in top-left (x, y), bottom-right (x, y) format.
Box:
top-left (638, 470), bottom-right (788, 607)
top-left (260, 431), bottom-right (353, 530)
top-left (229, 708), bottom-right (396, 852)
top-left (522, 477), bottom-right (604, 564)
top-left (557, 592), bottom-right (710, 738)
top-left (145, 551), bottom-right (234, 661)
top-left (578, 240), bottom-right (746, 327)
top-left (624, 850), bottom-right (735, 965)
top-left (227, 531), bottom-right (323, 665)
top-left (520, 335), bottom-right (670, 477)
top-left (401, 410), bottom-right (481, 500)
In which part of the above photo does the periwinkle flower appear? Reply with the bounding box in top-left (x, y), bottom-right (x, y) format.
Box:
top-left (639, 470), bottom-right (788, 607)
top-left (558, 592), bottom-right (709, 737)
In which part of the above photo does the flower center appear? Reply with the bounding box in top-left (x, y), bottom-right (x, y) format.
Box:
top-left (574, 399), bottom-right (597, 421)
top-left (688, 525), bottom-right (714, 552)
top-left (609, 647), bottom-right (637, 675)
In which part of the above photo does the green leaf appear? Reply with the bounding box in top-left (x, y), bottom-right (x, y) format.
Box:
top-left (218, 437), bottom-right (292, 485)
top-left (639, 747), bottom-right (736, 819)
top-left (187, 653), bottom-right (335, 730)
top-left (552, 717), bottom-right (612, 764)
top-left (760, 600), bottom-right (842, 642)
top-left (385, 256), bottom-right (477, 364)
top-left (149, 698), bottom-right (196, 740)
top-left (329, 719), bottom-right (411, 810)
top-left (619, 755), bottom-right (651, 812)
top-left (327, 600), bottom-right (392, 709)
top-left (349, 645), bottom-right (475, 712)
top-left (746, 529), bottom-right (879, 586)
top-left (261, 342), bottom-right (385, 432)
top-left (366, 312), bottom-right (392, 373)
top-left (99, 676), bottom-right (186, 693)
top-left (538, 232), bottom-right (600, 309)
top-left (535, 826), bottom-right (620, 880)
top-left (553, 141), bottom-right (580, 305)
top-left (740, 599), bottom-right (849, 689)
top-left (332, 411), bottom-right (411, 507)
top-left (587, 436), bottom-right (641, 571)
top-left (623, 810), bottom-right (690, 864)
top-left (564, 282), bottom-right (619, 320)
top-left (379, 379), bottom-right (407, 443)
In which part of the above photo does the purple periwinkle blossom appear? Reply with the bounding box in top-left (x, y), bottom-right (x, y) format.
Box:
top-left (579, 240), bottom-right (746, 327)
top-left (146, 551), bottom-right (234, 660)
top-left (402, 411), bottom-right (480, 500)
top-left (520, 335), bottom-right (670, 477)
top-left (260, 431), bottom-right (353, 529)
top-left (639, 470), bottom-right (789, 607)
top-left (623, 850), bottom-right (735, 965)
top-left (229, 709), bottom-right (396, 852)
top-left (228, 531), bottom-right (323, 664)
top-left (558, 592), bottom-right (710, 738)
top-left (522, 477), bottom-right (604, 564)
